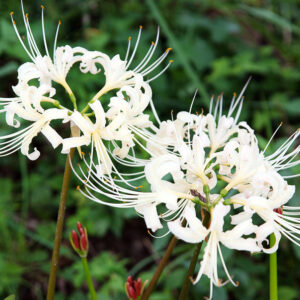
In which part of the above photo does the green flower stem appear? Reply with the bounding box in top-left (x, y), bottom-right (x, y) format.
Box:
top-left (46, 148), bottom-right (75, 300)
top-left (141, 235), bottom-right (178, 300)
top-left (178, 242), bottom-right (203, 300)
top-left (81, 257), bottom-right (98, 300)
top-left (269, 233), bottom-right (278, 300)
top-left (178, 209), bottom-right (210, 300)
top-left (69, 92), bottom-right (78, 110)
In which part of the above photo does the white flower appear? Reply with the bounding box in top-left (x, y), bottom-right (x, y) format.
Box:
top-left (168, 203), bottom-right (259, 299)
top-left (10, 3), bottom-right (87, 100)
top-left (230, 194), bottom-right (300, 254)
top-left (63, 80), bottom-right (155, 176)
top-left (0, 87), bottom-right (68, 159)
top-left (79, 26), bottom-right (173, 118)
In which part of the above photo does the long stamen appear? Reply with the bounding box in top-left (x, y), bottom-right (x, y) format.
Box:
top-left (141, 48), bottom-right (171, 76)
top-left (10, 12), bottom-right (35, 61)
top-left (228, 77), bottom-right (251, 117)
top-left (125, 36), bottom-right (132, 62)
top-left (134, 27), bottom-right (160, 73)
top-left (41, 5), bottom-right (50, 58)
top-left (53, 20), bottom-right (61, 63)
top-left (126, 25), bottom-right (143, 69)
top-left (146, 60), bottom-right (173, 83)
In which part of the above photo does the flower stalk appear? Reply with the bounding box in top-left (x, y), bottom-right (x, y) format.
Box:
top-left (46, 148), bottom-right (75, 300)
top-left (178, 209), bottom-right (211, 300)
top-left (70, 222), bottom-right (98, 300)
top-left (81, 257), bottom-right (98, 300)
top-left (178, 242), bottom-right (203, 300)
top-left (269, 233), bottom-right (278, 300)
top-left (141, 235), bottom-right (178, 300)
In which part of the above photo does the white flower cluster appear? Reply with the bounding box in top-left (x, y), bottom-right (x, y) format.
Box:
top-left (1, 3), bottom-right (171, 169)
top-left (1, 3), bottom-right (300, 299)
top-left (77, 88), bottom-right (300, 299)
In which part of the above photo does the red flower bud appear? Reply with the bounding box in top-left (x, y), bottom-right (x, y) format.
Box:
top-left (126, 276), bottom-right (144, 299)
top-left (80, 231), bottom-right (88, 251)
top-left (127, 276), bottom-right (133, 284)
top-left (134, 278), bottom-right (142, 296)
top-left (128, 286), bottom-right (136, 299)
top-left (77, 221), bottom-right (83, 233)
top-left (72, 230), bottom-right (80, 249)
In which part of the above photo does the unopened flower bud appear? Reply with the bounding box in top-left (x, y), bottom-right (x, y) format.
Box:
top-left (80, 230), bottom-right (88, 251)
top-left (70, 222), bottom-right (89, 257)
top-left (125, 276), bottom-right (145, 300)
top-left (72, 230), bottom-right (80, 249)
top-left (77, 221), bottom-right (84, 233)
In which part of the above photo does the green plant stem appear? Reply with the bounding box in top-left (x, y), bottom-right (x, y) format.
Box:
top-left (81, 257), bottom-right (98, 300)
top-left (141, 235), bottom-right (178, 300)
top-left (269, 233), bottom-right (278, 300)
top-left (145, 0), bottom-right (210, 106)
top-left (46, 148), bottom-right (75, 300)
top-left (178, 242), bottom-right (203, 300)
top-left (178, 209), bottom-right (210, 300)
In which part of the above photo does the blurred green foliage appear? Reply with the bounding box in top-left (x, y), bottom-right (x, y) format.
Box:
top-left (0, 0), bottom-right (300, 299)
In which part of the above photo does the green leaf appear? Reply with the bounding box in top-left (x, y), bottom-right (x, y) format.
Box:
top-left (4, 295), bottom-right (15, 300)
top-left (240, 5), bottom-right (300, 35)
top-left (278, 286), bottom-right (298, 300)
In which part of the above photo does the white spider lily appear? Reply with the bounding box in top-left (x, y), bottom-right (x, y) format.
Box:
top-left (0, 97), bottom-right (68, 159)
top-left (179, 134), bottom-right (217, 189)
top-left (207, 79), bottom-right (251, 154)
top-left (63, 100), bottom-right (121, 176)
top-left (70, 153), bottom-right (171, 232)
top-left (231, 196), bottom-right (300, 253)
top-left (106, 76), bottom-right (153, 158)
top-left (80, 27), bottom-right (173, 113)
top-left (265, 129), bottom-right (300, 178)
top-left (168, 203), bottom-right (259, 299)
top-left (63, 81), bottom-right (154, 175)
top-left (216, 136), bottom-right (262, 191)
top-left (10, 3), bottom-right (84, 95)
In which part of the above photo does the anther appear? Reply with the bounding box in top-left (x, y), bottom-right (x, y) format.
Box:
top-left (41, 5), bottom-right (45, 9)
top-left (169, 59), bottom-right (174, 63)
top-left (10, 11), bottom-right (14, 16)
top-left (81, 151), bottom-right (85, 156)
top-left (151, 41), bottom-right (155, 45)
top-left (139, 25), bottom-right (143, 29)
top-left (165, 47), bottom-right (172, 52)
top-left (233, 92), bottom-right (237, 97)
top-left (128, 36), bottom-right (132, 41)
top-left (59, 20), bottom-right (61, 25)
top-left (76, 185), bottom-right (80, 190)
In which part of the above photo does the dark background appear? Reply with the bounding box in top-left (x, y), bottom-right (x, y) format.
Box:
top-left (0, 0), bottom-right (300, 299)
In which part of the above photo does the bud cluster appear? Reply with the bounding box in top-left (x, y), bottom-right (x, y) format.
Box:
top-left (125, 276), bottom-right (144, 300)
top-left (70, 222), bottom-right (89, 257)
